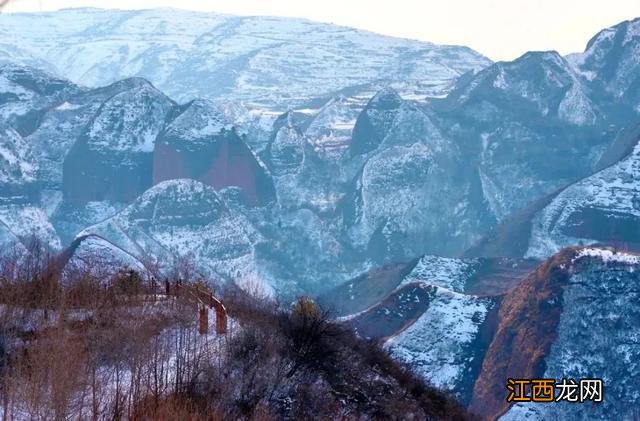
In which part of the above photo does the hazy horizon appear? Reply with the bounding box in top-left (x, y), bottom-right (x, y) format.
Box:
top-left (2, 0), bottom-right (640, 61)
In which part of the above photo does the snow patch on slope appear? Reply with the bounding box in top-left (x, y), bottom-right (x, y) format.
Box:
top-left (402, 255), bottom-right (478, 293)
top-left (573, 247), bottom-right (640, 265)
top-left (386, 286), bottom-right (491, 391)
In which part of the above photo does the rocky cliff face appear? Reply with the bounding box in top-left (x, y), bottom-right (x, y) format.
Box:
top-left (471, 247), bottom-right (640, 420)
top-left (153, 99), bottom-right (275, 206)
top-left (570, 17), bottom-right (640, 115)
top-left (63, 79), bottom-right (175, 205)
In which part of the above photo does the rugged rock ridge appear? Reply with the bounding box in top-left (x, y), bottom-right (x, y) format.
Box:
top-left (471, 247), bottom-right (640, 420)
top-left (0, 65), bottom-right (83, 252)
top-left (321, 255), bottom-right (538, 404)
top-left (446, 51), bottom-right (598, 124)
top-left (0, 63), bottom-right (81, 135)
top-left (262, 111), bottom-right (305, 176)
top-left (570, 17), bottom-right (640, 114)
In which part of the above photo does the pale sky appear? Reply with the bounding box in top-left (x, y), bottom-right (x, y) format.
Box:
top-left (3, 0), bottom-right (640, 61)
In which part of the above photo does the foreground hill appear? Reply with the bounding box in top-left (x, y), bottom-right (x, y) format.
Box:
top-left (318, 255), bottom-right (538, 405)
top-left (0, 262), bottom-right (468, 420)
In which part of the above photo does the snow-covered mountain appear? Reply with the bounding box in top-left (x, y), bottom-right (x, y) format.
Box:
top-left (0, 9), bottom-right (640, 420)
top-left (328, 19), bottom-right (640, 261)
top-left (0, 8), bottom-right (490, 110)
top-left (75, 179), bottom-right (262, 285)
top-left (569, 17), bottom-right (640, 113)
top-left (1, 15), bottom-right (639, 294)
top-left (437, 51), bottom-right (615, 220)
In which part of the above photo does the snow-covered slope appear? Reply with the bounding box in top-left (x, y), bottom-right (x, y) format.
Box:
top-left (387, 286), bottom-right (495, 405)
top-left (569, 17), bottom-right (640, 113)
top-left (0, 126), bottom-right (36, 196)
top-left (527, 136), bottom-right (640, 258)
top-left (76, 179), bottom-right (264, 288)
top-left (0, 8), bottom-right (490, 109)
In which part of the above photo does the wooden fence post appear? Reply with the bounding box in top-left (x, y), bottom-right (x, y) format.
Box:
top-left (199, 305), bottom-right (208, 335)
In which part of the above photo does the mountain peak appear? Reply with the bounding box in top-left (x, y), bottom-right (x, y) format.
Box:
top-left (369, 87), bottom-right (403, 108)
top-left (164, 99), bottom-right (234, 143)
top-left (123, 178), bottom-right (228, 225)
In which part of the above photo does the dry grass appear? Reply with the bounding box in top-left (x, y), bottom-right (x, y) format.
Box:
top-left (0, 240), bottom-right (468, 420)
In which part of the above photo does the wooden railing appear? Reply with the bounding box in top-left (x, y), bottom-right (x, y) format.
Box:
top-left (156, 280), bottom-right (228, 335)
